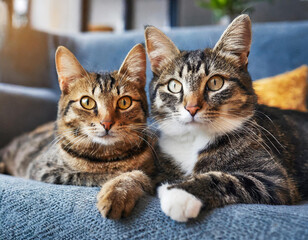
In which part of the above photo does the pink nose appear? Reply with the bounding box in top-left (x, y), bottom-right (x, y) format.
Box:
top-left (185, 105), bottom-right (200, 117)
top-left (100, 121), bottom-right (114, 131)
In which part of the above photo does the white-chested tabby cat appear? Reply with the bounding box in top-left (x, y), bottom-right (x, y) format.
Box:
top-left (0, 44), bottom-right (155, 219)
top-left (145, 15), bottom-right (308, 222)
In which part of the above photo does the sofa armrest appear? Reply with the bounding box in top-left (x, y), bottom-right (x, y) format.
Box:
top-left (0, 83), bottom-right (59, 148)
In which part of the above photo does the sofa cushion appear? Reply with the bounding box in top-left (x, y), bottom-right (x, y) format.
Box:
top-left (0, 174), bottom-right (307, 239)
top-left (49, 21), bottom-right (308, 93)
top-left (253, 65), bottom-right (308, 112)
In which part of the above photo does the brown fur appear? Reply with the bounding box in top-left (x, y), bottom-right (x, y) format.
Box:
top-left (0, 44), bottom-right (155, 219)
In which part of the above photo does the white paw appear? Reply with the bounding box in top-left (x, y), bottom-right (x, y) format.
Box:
top-left (158, 184), bottom-right (202, 222)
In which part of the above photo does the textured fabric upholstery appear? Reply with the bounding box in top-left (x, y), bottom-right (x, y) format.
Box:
top-left (1, 20), bottom-right (308, 239)
top-left (1, 175), bottom-right (308, 239)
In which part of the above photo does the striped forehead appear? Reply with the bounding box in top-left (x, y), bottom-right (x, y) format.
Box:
top-left (176, 50), bottom-right (209, 91)
top-left (93, 73), bottom-right (118, 94)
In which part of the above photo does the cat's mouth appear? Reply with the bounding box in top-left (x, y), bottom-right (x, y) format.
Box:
top-left (182, 117), bottom-right (208, 125)
top-left (92, 133), bottom-right (117, 146)
top-left (96, 132), bottom-right (115, 138)
top-left (184, 119), bottom-right (199, 125)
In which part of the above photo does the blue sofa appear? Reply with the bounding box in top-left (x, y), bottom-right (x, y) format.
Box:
top-left (1, 20), bottom-right (308, 239)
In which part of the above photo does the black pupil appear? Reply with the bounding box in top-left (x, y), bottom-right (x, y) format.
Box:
top-left (213, 79), bottom-right (217, 86)
top-left (123, 99), bottom-right (126, 106)
top-left (85, 98), bottom-right (89, 105)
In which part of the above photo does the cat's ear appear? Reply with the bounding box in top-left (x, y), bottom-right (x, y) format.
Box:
top-left (118, 43), bottom-right (146, 88)
top-left (55, 46), bottom-right (87, 94)
top-left (214, 14), bottom-right (252, 66)
top-left (145, 26), bottom-right (180, 75)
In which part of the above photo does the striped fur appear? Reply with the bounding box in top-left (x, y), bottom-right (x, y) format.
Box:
top-left (0, 44), bottom-right (155, 219)
top-left (145, 15), bottom-right (308, 222)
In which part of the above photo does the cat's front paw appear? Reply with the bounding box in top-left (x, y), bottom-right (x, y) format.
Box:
top-left (158, 184), bottom-right (202, 222)
top-left (96, 176), bottom-right (144, 219)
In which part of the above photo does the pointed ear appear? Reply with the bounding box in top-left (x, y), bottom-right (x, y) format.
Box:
top-left (214, 14), bottom-right (252, 66)
top-left (118, 43), bottom-right (146, 88)
top-left (145, 26), bottom-right (180, 75)
top-left (55, 46), bottom-right (87, 94)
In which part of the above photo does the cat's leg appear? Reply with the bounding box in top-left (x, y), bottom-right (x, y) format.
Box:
top-left (96, 170), bottom-right (153, 219)
top-left (28, 162), bottom-right (153, 219)
top-left (159, 170), bottom-right (297, 222)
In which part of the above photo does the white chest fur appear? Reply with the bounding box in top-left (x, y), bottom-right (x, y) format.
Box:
top-left (159, 131), bottom-right (213, 175)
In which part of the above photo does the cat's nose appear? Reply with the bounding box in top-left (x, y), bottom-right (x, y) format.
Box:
top-left (185, 105), bottom-right (200, 117)
top-left (100, 121), bottom-right (114, 131)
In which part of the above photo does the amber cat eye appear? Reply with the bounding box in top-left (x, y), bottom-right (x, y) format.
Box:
top-left (168, 79), bottom-right (182, 93)
top-left (80, 96), bottom-right (96, 110)
top-left (207, 76), bottom-right (224, 91)
top-left (118, 96), bottom-right (132, 110)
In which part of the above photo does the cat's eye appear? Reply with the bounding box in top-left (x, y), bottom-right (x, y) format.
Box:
top-left (117, 96), bottom-right (132, 110)
top-left (80, 96), bottom-right (96, 110)
top-left (207, 76), bottom-right (224, 91)
top-left (168, 79), bottom-right (182, 93)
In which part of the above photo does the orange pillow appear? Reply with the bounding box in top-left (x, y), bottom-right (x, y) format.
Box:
top-left (253, 65), bottom-right (308, 112)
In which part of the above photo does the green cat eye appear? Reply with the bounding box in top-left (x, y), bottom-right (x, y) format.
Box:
top-left (80, 96), bottom-right (96, 110)
top-left (168, 79), bottom-right (182, 93)
top-left (207, 76), bottom-right (224, 91)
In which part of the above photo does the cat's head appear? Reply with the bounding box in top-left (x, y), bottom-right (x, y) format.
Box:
top-left (145, 14), bottom-right (257, 137)
top-left (55, 44), bottom-right (148, 150)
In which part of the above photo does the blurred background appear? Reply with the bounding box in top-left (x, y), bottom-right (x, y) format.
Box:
top-left (1, 0), bottom-right (308, 34)
top-left (1, 0), bottom-right (308, 86)
top-left (0, 0), bottom-right (307, 148)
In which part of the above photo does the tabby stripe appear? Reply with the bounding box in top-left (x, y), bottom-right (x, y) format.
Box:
top-left (96, 74), bottom-right (103, 92)
top-left (109, 75), bottom-right (116, 89)
top-left (103, 76), bottom-right (108, 89)
top-left (250, 173), bottom-right (291, 204)
top-left (134, 100), bottom-right (148, 115)
top-left (233, 174), bottom-right (264, 202)
top-left (228, 78), bottom-right (248, 92)
top-left (63, 100), bottom-right (76, 116)
top-left (179, 65), bottom-right (184, 78)
top-left (153, 83), bottom-right (165, 100)
top-left (196, 60), bottom-right (202, 73)
top-left (187, 62), bottom-right (192, 72)
top-left (61, 138), bottom-right (148, 163)
top-left (204, 63), bottom-right (209, 76)
top-left (92, 86), bottom-right (96, 95)
top-left (211, 89), bottom-right (234, 104)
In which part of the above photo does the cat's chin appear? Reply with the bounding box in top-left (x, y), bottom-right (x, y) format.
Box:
top-left (159, 119), bottom-right (211, 137)
top-left (91, 136), bottom-right (117, 146)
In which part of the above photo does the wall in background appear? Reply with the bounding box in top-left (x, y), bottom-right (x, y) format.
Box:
top-left (89, 0), bottom-right (124, 32)
top-left (28, 0), bottom-right (308, 33)
top-left (252, 0), bottom-right (308, 23)
top-left (132, 0), bottom-right (169, 30)
top-left (31, 0), bottom-right (82, 33)
top-left (177, 0), bottom-right (308, 27)
top-left (177, 0), bottom-right (214, 27)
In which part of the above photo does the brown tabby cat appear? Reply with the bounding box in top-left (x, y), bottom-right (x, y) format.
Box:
top-left (0, 44), bottom-right (154, 219)
top-left (145, 15), bottom-right (308, 222)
